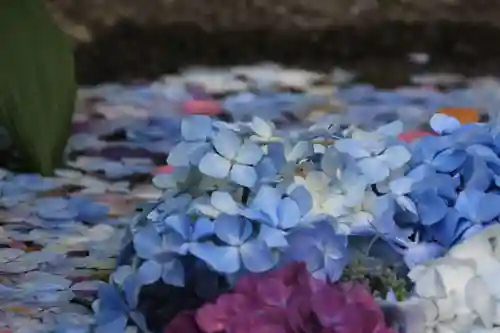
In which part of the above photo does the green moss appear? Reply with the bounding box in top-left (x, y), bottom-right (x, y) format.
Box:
top-left (341, 260), bottom-right (409, 301)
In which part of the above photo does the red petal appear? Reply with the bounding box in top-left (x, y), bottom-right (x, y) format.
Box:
top-left (257, 277), bottom-right (293, 307)
top-left (182, 100), bottom-right (222, 116)
top-left (153, 165), bottom-right (175, 175)
top-left (164, 311), bottom-right (200, 333)
top-left (397, 130), bottom-right (436, 143)
top-left (311, 285), bottom-right (346, 327)
top-left (195, 303), bottom-right (228, 333)
top-left (234, 274), bottom-right (259, 295)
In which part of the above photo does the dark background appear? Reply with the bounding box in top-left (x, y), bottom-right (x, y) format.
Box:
top-left (47, 0), bottom-right (500, 85)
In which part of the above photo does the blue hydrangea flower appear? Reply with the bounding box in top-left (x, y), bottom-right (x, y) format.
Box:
top-left (198, 129), bottom-right (264, 187)
top-left (167, 115), bottom-right (213, 167)
top-left (284, 220), bottom-right (349, 281)
top-left (190, 190), bottom-right (242, 218)
top-left (133, 225), bottom-right (185, 286)
top-left (93, 273), bottom-right (149, 333)
top-left (189, 213), bottom-right (278, 274)
top-left (242, 185), bottom-right (313, 247)
top-left (335, 137), bottom-right (411, 184)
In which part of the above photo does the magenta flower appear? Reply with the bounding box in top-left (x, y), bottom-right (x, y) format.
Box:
top-left (164, 262), bottom-right (397, 333)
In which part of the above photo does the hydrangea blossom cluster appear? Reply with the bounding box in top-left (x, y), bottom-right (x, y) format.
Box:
top-left (95, 112), bottom-right (500, 333)
top-left (93, 114), bottom-right (419, 331)
top-left (392, 114), bottom-right (500, 268)
top-left (394, 224), bottom-right (500, 333)
top-left (164, 261), bottom-right (397, 333)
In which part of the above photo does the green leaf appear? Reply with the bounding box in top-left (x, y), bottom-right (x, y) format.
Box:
top-left (0, 0), bottom-right (76, 175)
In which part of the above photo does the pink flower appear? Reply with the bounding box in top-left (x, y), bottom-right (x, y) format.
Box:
top-left (165, 262), bottom-right (398, 333)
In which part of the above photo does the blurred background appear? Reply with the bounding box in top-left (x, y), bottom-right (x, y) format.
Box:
top-left (47, 0), bottom-right (500, 86)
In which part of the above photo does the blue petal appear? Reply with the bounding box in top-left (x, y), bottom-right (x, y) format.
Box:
top-left (129, 311), bottom-right (151, 333)
top-left (229, 164), bottom-right (257, 187)
top-left (431, 148), bottom-right (467, 172)
top-left (324, 256), bottom-right (348, 281)
top-left (181, 115), bottom-right (212, 141)
top-left (167, 142), bottom-right (192, 167)
top-left (70, 197), bottom-right (109, 222)
top-left (189, 242), bottom-right (240, 274)
top-left (335, 139), bottom-right (371, 158)
top-left (289, 141), bottom-right (314, 161)
top-left (234, 141), bottom-right (263, 165)
top-left (455, 189), bottom-right (500, 223)
top-left (210, 191), bottom-right (240, 214)
top-left (35, 197), bottom-right (68, 211)
top-left (277, 197), bottom-right (301, 229)
top-left (213, 129), bottom-right (240, 160)
top-left (255, 157), bottom-right (279, 180)
top-left (161, 258), bottom-right (185, 287)
top-left (411, 136), bottom-right (452, 164)
top-left (258, 224), bottom-right (288, 248)
top-left (250, 116), bottom-right (274, 138)
top-left (357, 158), bottom-right (390, 183)
top-left (379, 145), bottom-right (411, 170)
top-left (467, 144), bottom-right (500, 163)
top-left (266, 142), bottom-right (287, 170)
top-left (95, 310), bottom-right (127, 333)
top-left (412, 190), bottom-right (448, 225)
top-left (288, 185), bottom-right (313, 216)
top-left (188, 142), bottom-right (212, 165)
top-left (97, 283), bottom-right (127, 312)
top-left (192, 217), bottom-right (215, 241)
top-left (138, 260), bottom-right (162, 285)
top-left (250, 186), bottom-right (281, 224)
top-left (403, 242), bottom-right (446, 268)
top-left (199, 152), bottom-right (231, 179)
top-left (320, 146), bottom-right (341, 177)
top-left (214, 214), bottom-right (253, 245)
top-left (122, 274), bottom-right (141, 309)
top-left (164, 214), bottom-right (191, 239)
top-left (429, 113), bottom-right (461, 134)
top-left (461, 156), bottom-right (492, 191)
top-left (133, 226), bottom-right (162, 259)
top-left (240, 239), bottom-right (277, 272)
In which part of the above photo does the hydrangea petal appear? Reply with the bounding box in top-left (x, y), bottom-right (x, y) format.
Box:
top-left (240, 239), bottom-right (277, 272)
top-left (138, 260), bottom-right (162, 285)
top-left (357, 158), bottom-right (390, 184)
top-left (215, 214), bottom-right (253, 246)
top-left (213, 130), bottom-right (240, 160)
top-left (199, 152), bottom-right (232, 179)
top-left (230, 164), bottom-right (257, 188)
top-left (181, 115), bottom-right (212, 141)
top-left (161, 258), bottom-right (185, 287)
top-left (190, 242), bottom-right (241, 274)
top-left (211, 191), bottom-right (240, 215)
top-left (277, 197), bottom-right (301, 229)
top-left (234, 141), bottom-right (263, 165)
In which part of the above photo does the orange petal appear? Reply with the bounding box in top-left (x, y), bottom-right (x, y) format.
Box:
top-left (3, 306), bottom-right (37, 315)
top-left (439, 107), bottom-right (479, 124)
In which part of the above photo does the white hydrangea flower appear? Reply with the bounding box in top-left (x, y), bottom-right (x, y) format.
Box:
top-left (402, 225), bottom-right (500, 333)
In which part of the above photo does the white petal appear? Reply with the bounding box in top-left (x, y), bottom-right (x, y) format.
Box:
top-left (379, 146), bottom-right (412, 170)
top-left (234, 141), bottom-right (263, 165)
top-left (357, 158), bottom-right (390, 184)
top-left (213, 129), bottom-right (241, 160)
top-left (211, 191), bottom-right (239, 214)
top-left (465, 277), bottom-right (495, 328)
top-left (199, 152), bottom-right (231, 179)
top-left (230, 164), bottom-right (257, 187)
